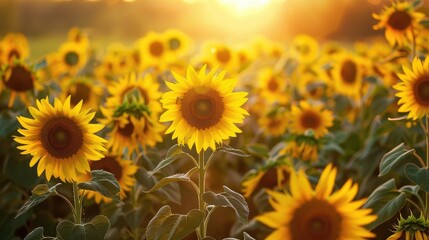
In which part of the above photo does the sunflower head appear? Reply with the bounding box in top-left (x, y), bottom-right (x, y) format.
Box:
top-left (1, 33), bottom-right (30, 64)
top-left (394, 57), bottom-right (429, 120)
top-left (163, 29), bottom-right (192, 57)
top-left (257, 67), bottom-right (289, 104)
top-left (387, 213), bottom-right (429, 240)
top-left (256, 164), bottom-right (377, 240)
top-left (160, 65), bottom-right (249, 153)
top-left (332, 53), bottom-right (367, 98)
top-left (60, 77), bottom-right (103, 110)
top-left (258, 107), bottom-right (289, 137)
top-left (281, 136), bottom-right (319, 162)
top-left (14, 96), bottom-right (107, 182)
top-left (290, 34), bottom-right (319, 64)
top-left (290, 101), bottom-right (334, 139)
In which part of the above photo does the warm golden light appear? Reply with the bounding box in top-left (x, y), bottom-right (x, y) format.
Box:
top-left (217, 0), bottom-right (274, 14)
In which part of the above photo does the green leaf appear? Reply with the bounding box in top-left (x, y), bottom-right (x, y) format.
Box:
top-left (413, 0), bottom-right (423, 9)
top-left (78, 170), bottom-right (121, 202)
top-left (379, 143), bottom-right (415, 177)
top-left (399, 185), bottom-right (420, 196)
top-left (150, 144), bottom-right (188, 175)
top-left (16, 183), bottom-right (62, 219)
top-left (146, 206), bottom-right (204, 240)
top-left (246, 143), bottom-right (269, 159)
top-left (223, 232), bottom-right (255, 240)
top-left (404, 163), bottom-right (429, 193)
top-left (363, 179), bottom-right (407, 230)
top-left (217, 146), bottom-right (250, 158)
top-left (143, 167), bottom-right (197, 193)
top-left (24, 227), bottom-right (53, 240)
top-left (56, 215), bottom-right (110, 240)
top-left (202, 186), bottom-right (249, 224)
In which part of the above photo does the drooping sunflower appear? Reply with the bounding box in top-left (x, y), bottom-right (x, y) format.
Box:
top-left (332, 53), bottom-right (366, 98)
top-left (373, 1), bottom-right (425, 47)
top-left (0, 61), bottom-right (40, 108)
top-left (387, 213), bottom-right (429, 240)
top-left (78, 155), bottom-right (138, 204)
top-left (290, 101), bottom-right (334, 139)
top-left (394, 57), bottom-right (429, 120)
top-left (59, 77), bottom-right (103, 110)
top-left (256, 67), bottom-right (288, 104)
top-left (160, 65), bottom-right (249, 153)
top-left (14, 96), bottom-right (107, 182)
top-left (256, 164), bottom-right (377, 240)
top-left (290, 34), bottom-right (319, 64)
top-left (281, 138), bottom-right (319, 162)
top-left (258, 108), bottom-right (289, 137)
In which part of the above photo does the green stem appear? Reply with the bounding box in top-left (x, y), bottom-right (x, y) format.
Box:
top-left (425, 116), bottom-right (429, 218)
top-left (72, 181), bottom-right (82, 224)
top-left (198, 151), bottom-right (206, 239)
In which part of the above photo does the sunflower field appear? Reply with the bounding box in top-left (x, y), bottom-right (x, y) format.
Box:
top-left (3, 0), bottom-right (429, 239)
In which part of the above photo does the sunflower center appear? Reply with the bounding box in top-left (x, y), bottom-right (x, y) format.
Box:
top-left (340, 60), bottom-right (357, 84)
top-left (216, 48), bottom-right (231, 63)
top-left (3, 64), bottom-right (34, 92)
top-left (267, 77), bottom-right (279, 92)
top-left (388, 10), bottom-right (412, 31)
top-left (8, 49), bottom-right (21, 61)
top-left (69, 83), bottom-right (91, 106)
top-left (169, 38), bottom-right (181, 50)
top-left (64, 51), bottom-right (79, 66)
top-left (149, 41), bottom-right (164, 57)
top-left (413, 76), bottom-right (429, 106)
top-left (181, 87), bottom-right (224, 129)
top-left (41, 117), bottom-right (83, 159)
top-left (90, 156), bottom-right (123, 180)
top-left (290, 199), bottom-right (342, 240)
top-left (118, 121), bottom-right (134, 137)
top-left (297, 44), bottom-right (310, 55)
top-left (300, 110), bottom-right (321, 129)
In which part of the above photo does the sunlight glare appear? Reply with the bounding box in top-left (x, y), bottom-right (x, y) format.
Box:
top-left (217, 0), bottom-right (274, 13)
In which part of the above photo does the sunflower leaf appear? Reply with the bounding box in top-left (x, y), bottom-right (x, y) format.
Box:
top-left (218, 146), bottom-right (250, 158)
top-left (78, 170), bottom-right (121, 203)
top-left (56, 215), bottom-right (110, 240)
top-left (363, 179), bottom-right (407, 230)
top-left (143, 167), bottom-right (197, 194)
top-left (202, 186), bottom-right (249, 224)
top-left (16, 183), bottom-right (62, 219)
top-left (150, 144), bottom-right (190, 175)
top-left (404, 163), bottom-right (429, 193)
top-left (379, 143), bottom-right (415, 177)
top-left (146, 205), bottom-right (203, 240)
top-left (246, 143), bottom-right (269, 159)
top-left (24, 227), bottom-right (54, 240)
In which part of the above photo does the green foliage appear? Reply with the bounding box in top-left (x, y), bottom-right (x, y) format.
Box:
top-left (404, 163), bottom-right (429, 193)
top-left (245, 144), bottom-right (269, 159)
top-left (146, 205), bottom-right (204, 240)
top-left (217, 146), bottom-right (250, 158)
top-left (379, 143), bottom-right (415, 177)
top-left (78, 170), bottom-right (121, 202)
top-left (202, 186), bottom-right (249, 224)
top-left (16, 183), bottom-right (62, 219)
top-left (24, 227), bottom-right (51, 240)
top-left (143, 167), bottom-right (197, 194)
top-left (56, 215), bottom-right (110, 240)
top-left (149, 144), bottom-right (188, 175)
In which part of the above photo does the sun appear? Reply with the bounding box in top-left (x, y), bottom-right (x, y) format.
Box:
top-left (218, 0), bottom-right (273, 13)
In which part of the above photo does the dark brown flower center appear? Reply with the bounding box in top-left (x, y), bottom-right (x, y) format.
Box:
top-left (216, 48), bottom-right (231, 63)
top-left (8, 48), bottom-right (21, 61)
top-left (180, 87), bottom-right (224, 129)
top-left (388, 10), bottom-right (412, 31)
top-left (3, 64), bottom-right (34, 92)
top-left (41, 117), bottom-right (83, 159)
top-left (169, 38), bottom-right (181, 50)
top-left (64, 51), bottom-right (79, 66)
top-left (90, 156), bottom-right (123, 180)
top-left (267, 77), bottom-right (279, 92)
top-left (340, 60), bottom-right (357, 84)
top-left (290, 199), bottom-right (342, 240)
top-left (149, 41), bottom-right (164, 57)
top-left (258, 167), bottom-right (290, 191)
top-left (300, 110), bottom-right (321, 129)
top-left (118, 121), bottom-right (134, 137)
top-left (296, 44), bottom-right (310, 55)
top-left (413, 75), bottom-right (429, 106)
top-left (68, 83), bottom-right (91, 106)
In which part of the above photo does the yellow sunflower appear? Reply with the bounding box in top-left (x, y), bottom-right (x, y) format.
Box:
top-left (202, 42), bottom-right (239, 73)
top-left (0, 61), bottom-right (40, 108)
top-left (160, 65), bottom-right (249, 153)
top-left (394, 57), bottom-right (429, 120)
top-left (136, 31), bottom-right (171, 69)
top-left (59, 77), bottom-right (103, 110)
top-left (373, 1), bottom-right (425, 47)
top-left (387, 213), bottom-right (429, 240)
top-left (257, 67), bottom-right (288, 104)
top-left (296, 71), bottom-right (327, 100)
top-left (281, 139), bottom-right (319, 162)
top-left (332, 53), bottom-right (366, 98)
top-left (258, 108), bottom-right (289, 137)
top-left (290, 34), bottom-right (319, 64)
top-left (0, 33), bottom-right (30, 64)
top-left (163, 29), bottom-right (192, 58)
top-left (256, 164), bottom-right (377, 240)
top-left (14, 96), bottom-right (107, 182)
top-left (290, 101), bottom-right (334, 139)
top-left (78, 155), bottom-right (138, 204)
top-left (48, 41), bottom-right (88, 77)
top-left (67, 27), bottom-right (89, 48)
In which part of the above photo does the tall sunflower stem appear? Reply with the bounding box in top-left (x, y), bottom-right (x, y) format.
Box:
top-left (425, 116), bottom-right (429, 218)
top-left (198, 150), bottom-right (206, 239)
top-left (72, 181), bottom-right (82, 224)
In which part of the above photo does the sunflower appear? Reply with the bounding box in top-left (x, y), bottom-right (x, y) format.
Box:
top-left (242, 162), bottom-right (291, 198)
top-left (373, 1), bottom-right (425, 47)
top-left (78, 155), bottom-right (138, 204)
top-left (257, 67), bottom-right (288, 104)
top-left (0, 33), bottom-right (30, 64)
top-left (202, 42), bottom-right (239, 73)
top-left (281, 139), bottom-right (319, 162)
top-left (296, 71), bottom-right (327, 100)
top-left (160, 65), bottom-right (249, 153)
top-left (258, 108), bottom-right (289, 137)
top-left (67, 27), bottom-right (89, 48)
top-left (332, 53), bottom-right (366, 98)
top-left (48, 41), bottom-right (88, 77)
top-left (106, 73), bottom-right (163, 116)
top-left (163, 29), bottom-right (191, 58)
top-left (60, 77), bottom-right (103, 110)
top-left (394, 57), bottom-right (429, 120)
top-left (290, 34), bottom-right (319, 64)
top-left (250, 36), bottom-right (285, 59)
top-left (387, 213), bottom-right (429, 240)
top-left (14, 96), bottom-right (107, 182)
top-left (136, 31), bottom-right (171, 69)
top-left (256, 164), bottom-right (377, 240)
top-left (290, 101), bottom-right (333, 139)
top-left (0, 61), bottom-right (40, 108)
